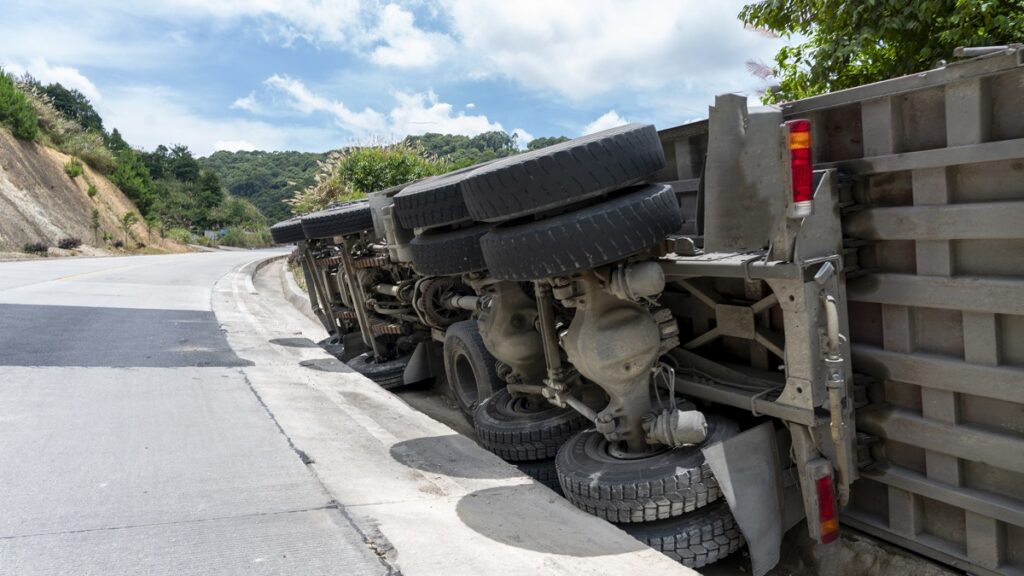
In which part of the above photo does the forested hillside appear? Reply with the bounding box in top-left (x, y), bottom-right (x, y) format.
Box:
top-left (203, 131), bottom-right (569, 220)
top-left (199, 150), bottom-right (325, 222)
top-left (0, 69), bottom-right (270, 250)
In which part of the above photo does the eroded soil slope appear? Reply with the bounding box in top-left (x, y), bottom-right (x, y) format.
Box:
top-left (0, 130), bottom-right (184, 255)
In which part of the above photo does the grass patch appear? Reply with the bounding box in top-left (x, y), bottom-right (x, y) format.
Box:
top-left (64, 158), bottom-right (84, 178)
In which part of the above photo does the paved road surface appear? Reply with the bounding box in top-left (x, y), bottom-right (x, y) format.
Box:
top-left (0, 251), bottom-right (389, 576)
top-left (0, 251), bottom-right (694, 576)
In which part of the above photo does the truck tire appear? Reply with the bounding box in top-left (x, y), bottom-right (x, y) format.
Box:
top-left (348, 352), bottom-right (409, 389)
top-left (515, 458), bottom-right (563, 495)
top-left (393, 163), bottom-right (487, 230)
top-left (270, 217), bottom-right (305, 244)
top-left (462, 123), bottom-right (665, 222)
top-left (473, 388), bottom-right (588, 461)
top-left (621, 500), bottom-right (743, 569)
top-left (556, 415), bottom-right (738, 523)
top-left (301, 201), bottom-right (374, 240)
top-left (409, 224), bottom-right (489, 276)
top-left (480, 184), bottom-right (680, 281)
top-left (444, 320), bottom-right (504, 416)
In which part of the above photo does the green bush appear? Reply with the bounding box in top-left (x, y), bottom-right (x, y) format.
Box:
top-left (64, 158), bottom-right (84, 178)
top-left (218, 227), bottom-right (272, 249)
top-left (166, 227), bottom-right (194, 245)
top-left (0, 70), bottom-right (38, 140)
top-left (23, 241), bottom-right (49, 254)
top-left (289, 143), bottom-right (449, 214)
top-left (57, 237), bottom-right (82, 249)
top-left (87, 183), bottom-right (98, 198)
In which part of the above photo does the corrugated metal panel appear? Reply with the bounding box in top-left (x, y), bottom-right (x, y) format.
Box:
top-left (658, 48), bottom-right (1024, 575)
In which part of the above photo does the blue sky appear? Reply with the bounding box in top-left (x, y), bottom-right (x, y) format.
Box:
top-left (1, 0), bottom-right (788, 156)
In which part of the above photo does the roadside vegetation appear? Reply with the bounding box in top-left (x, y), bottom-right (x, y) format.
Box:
top-left (0, 69), bottom-right (271, 250)
top-left (0, 69), bottom-right (38, 140)
top-left (287, 131), bottom-right (571, 214)
top-left (205, 130), bottom-right (571, 218)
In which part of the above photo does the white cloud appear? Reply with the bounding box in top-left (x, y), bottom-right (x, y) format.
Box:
top-left (442, 0), bottom-right (786, 102)
top-left (582, 110), bottom-right (627, 135)
top-left (214, 139), bottom-right (258, 152)
top-left (265, 74), bottom-right (387, 134)
top-left (96, 84), bottom-right (340, 155)
top-left (389, 90), bottom-right (502, 136)
top-left (511, 128), bottom-right (533, 148)
top-left (148, 0), bottom-right (364, 46)
top-left (4, 58), bottom-right (102, 102)
top-left (465, 102), bottom-right (476, 109)
top-left (265, 76), bottom-right (504, 138)
top-left (230, 92), bottom-right (259, 113)
top-left (369, 4), bottom-right (454, 68)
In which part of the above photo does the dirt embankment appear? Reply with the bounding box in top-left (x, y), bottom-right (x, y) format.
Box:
top-left (0, 129), bottom-right (186, 257)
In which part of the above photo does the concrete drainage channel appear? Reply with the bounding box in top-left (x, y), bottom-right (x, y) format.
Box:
top-left (269, 257), bottom-right (955, 576)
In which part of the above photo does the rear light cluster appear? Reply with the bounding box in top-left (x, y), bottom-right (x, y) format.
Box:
top-left (816, 470), bottom-right (840, 544)
top-left (787, 119), bottom-right (814, 218)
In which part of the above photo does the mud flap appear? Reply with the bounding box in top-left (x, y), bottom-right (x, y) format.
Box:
top-left (402, 340), bottom-right (434, 384)
top-left (702, 422), bottom-right (783, 576)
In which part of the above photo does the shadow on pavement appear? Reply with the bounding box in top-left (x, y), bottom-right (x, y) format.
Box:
top-left (298, 358), bottom-right (357, 372)
top-left (389, 434), bottom-right (521, 480)
top-left (455, 485), bottom-right (651, 557)
top-left (269, 337), bottom-right (319, 348)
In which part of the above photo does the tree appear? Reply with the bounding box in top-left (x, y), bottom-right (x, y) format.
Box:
top-left (198, 150), bottom-right (325, 222)
top-left (168, 144), bottom-right (200, 182)
top-left (403, 131), bottom-right (520, 168)
top-left (39, 83), bottom-right (104, 132)
top-left (209, 197), bottom-right (266, 230)
top-left (527, 136), bottom-right (570, 150)
top-left (106, 128), bottom-right (129, 152)
top-left (90, 208), bottom-right (101, 244)
top-left (110, 149), bottom-right (155, 215)
top-left (739, 0), bottom-right (1024, 102)
top-left (195, 170), bottom-right (225, 212)
top-left (119, 211), bottom-right (138, 245)
top-left (0, 69), bottom-right (39, 140)
top-left (140, 144), bottom-right (170, 180)
top-left (144, 215), bottom-right (158, 241)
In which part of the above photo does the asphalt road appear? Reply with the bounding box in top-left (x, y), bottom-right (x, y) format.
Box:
top-left (0, 251), bottom-right (389, 576)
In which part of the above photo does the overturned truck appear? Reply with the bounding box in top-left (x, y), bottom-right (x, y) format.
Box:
top-left (271, 46), bottom-right (1024, 575)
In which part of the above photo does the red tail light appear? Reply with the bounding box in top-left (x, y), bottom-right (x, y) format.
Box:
top-left (787, 119), bottom-right (813, 217)
top-left (816, 473), bottom-right (839, 544)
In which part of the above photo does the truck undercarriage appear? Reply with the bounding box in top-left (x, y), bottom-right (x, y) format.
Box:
top-left (270, 46), bottom-right (1024, 575)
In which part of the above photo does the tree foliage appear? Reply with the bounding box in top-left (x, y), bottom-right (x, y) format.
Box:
top-left (402, 131), bottom-right (518, 168)
top-left (36, 82), bottom-right (104, 133)
top-left (739, 0), bottom-right (1024, 101)
top-left (0, 69), bottom-right (38, 140)
top-left (527, 136), bottom-right (570, 150)
top-left (209, 197), bottom-right (266, 230)
top-left (119, 211), bottom-right (139, 245)
top-left (199, 150), bottom-right (325, 222)
top-left (110, 149), bottom-right (155, 214)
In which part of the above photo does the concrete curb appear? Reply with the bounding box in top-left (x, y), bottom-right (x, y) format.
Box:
top-left (277, 257), bottom-right (319, 324)
top-left (216, 260), bottom-right (697, 576)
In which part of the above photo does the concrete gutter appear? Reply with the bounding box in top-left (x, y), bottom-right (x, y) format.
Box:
top-left (213, 256), bottom-right (698, 576)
